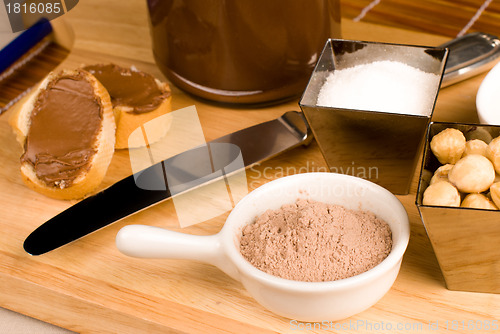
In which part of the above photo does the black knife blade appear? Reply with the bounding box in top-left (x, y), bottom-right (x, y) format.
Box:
top-left (23, 111), bottom-right (311, 255)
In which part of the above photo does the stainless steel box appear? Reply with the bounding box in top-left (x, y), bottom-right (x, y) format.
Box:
top-left (299, 39), bottom-right (448, 194)
top-left (416, 122), bottom-right (500, 293)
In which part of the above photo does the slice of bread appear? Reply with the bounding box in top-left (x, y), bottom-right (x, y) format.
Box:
top-left (84, 64), bottom-right (172, 149)
top-left (114, 78), bottom-right (172, 149)
top-left (9, 69), bottom-right (116, 200)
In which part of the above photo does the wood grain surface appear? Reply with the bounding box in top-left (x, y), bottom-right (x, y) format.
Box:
top-left (342, 0), bottom-right (500, 37)
top-left (0, 0), bottom-right (499, 333)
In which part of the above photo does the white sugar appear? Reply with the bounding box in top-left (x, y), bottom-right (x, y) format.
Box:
top-left (316, 60), bottom-right (439, 116)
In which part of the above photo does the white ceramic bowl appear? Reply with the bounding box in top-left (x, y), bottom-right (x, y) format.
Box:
top-left (477, 61), bottom-right (500, 125)
top-left (116, 173), bottom-right (410, 321)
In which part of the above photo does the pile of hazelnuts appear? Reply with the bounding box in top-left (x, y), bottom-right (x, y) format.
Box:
top-left (423, 127), bottom-right (500, 210)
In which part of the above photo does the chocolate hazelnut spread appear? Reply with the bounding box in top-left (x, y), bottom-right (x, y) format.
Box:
top-left (84, 64), bottom-right (169, 114)
top-left (147, 0), bottom-right (341, 104)
top-left (21, 72), bottom-right (102, 188)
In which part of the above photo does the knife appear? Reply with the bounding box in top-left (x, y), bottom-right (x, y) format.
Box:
top-left (23, 110), bottom-right (312, 255)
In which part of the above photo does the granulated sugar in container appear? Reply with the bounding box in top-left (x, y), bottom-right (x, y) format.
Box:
top-left (300, 39), bottom-right (448, 194)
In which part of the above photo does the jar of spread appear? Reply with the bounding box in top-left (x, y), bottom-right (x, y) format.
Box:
top-left (146, 0), bottom-right (341, 105)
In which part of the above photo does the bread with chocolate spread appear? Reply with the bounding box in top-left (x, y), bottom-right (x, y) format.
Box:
top-left (84, 64), bottom-right (172, 149)
top-left (9, 69), bottom-right (116, 200)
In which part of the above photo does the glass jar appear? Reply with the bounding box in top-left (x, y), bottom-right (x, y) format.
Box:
top-left (147, 0), bottom-right (341, 105)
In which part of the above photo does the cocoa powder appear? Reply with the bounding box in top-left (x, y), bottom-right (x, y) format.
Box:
top-left (239, 199), bottom-right (392, 282)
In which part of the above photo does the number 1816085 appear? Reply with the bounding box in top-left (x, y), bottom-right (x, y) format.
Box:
top-left (6, 1), bottom-right (62, 14)
top-left (444, 320), bottom-right (499, 331)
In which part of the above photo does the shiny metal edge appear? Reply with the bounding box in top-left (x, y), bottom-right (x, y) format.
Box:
top-left (440, 32), bottom-right (500, 87)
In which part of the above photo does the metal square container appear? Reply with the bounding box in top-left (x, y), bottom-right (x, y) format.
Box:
top-left (416, 122), bottom-right (500, 293)
top-left (299, 39), bottom-right (448, 194)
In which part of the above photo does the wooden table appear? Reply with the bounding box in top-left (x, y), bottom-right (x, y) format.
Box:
top-left (342, 0), bottom-right (500, 38)
top-left (1, 1), bottom-right (499, 333)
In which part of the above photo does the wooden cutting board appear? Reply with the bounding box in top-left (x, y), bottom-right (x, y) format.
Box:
top-left (1, 1), bottom-right (499, 333)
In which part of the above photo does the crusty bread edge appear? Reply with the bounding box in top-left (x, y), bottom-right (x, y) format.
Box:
top-left (12, 69), bottom-right (116, 200)
top-left (114, 79), bottom-right (172, 149)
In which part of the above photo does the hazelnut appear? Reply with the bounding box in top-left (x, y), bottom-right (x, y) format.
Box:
top-left (464, 128), bottom-right (493, 144)
top-left (461, 193), bottom-right (498, 210)
top-left (491, 182), bottom-right (500, 208)
top-left (422, 181), bottom-right (460, 207)
top-left (448, 154), bottom-right (495, 193)
top-left (430, 164), bottom-right (454, 185)
top-left (463, 139), bottom-right (488, 158)
top-left (486, 136), bottom-right (500, 174)
top-left (430, 128), bottom-right (466, 164)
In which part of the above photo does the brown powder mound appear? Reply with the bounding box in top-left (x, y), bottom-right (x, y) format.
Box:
top-left (239, 199), bottom-right (393, 282)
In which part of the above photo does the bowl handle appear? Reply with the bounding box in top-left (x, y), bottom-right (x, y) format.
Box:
top-left (115, 224), bottom-right (240, 280)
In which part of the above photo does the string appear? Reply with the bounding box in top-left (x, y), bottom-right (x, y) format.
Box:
top-left (457, 0), bottom-right (493, 37)
top-left (353, 0), bottom-right (382, 22)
